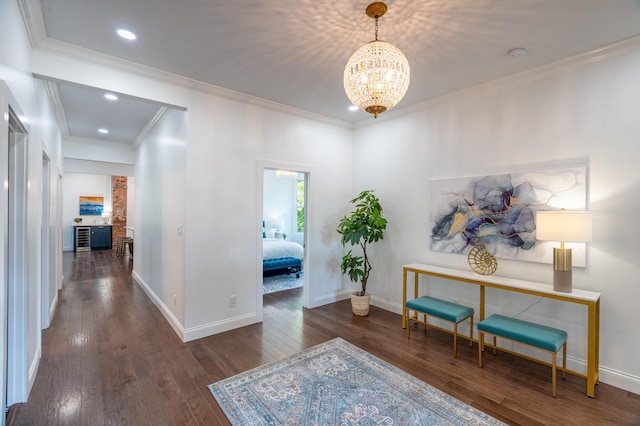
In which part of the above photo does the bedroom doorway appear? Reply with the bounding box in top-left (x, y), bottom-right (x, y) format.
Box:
top-left (262, 168), bottom-right (307, 299)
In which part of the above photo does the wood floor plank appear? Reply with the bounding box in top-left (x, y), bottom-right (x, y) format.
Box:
top-left (8, 251), bottom-right (640, 426)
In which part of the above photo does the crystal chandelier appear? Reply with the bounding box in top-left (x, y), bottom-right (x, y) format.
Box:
top-left (344, 2), bottom-right (410, 118)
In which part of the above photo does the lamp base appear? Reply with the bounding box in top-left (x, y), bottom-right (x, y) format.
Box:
top-left (553, 269), bottom-right (572, 293)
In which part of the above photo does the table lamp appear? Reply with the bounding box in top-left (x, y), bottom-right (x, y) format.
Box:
top-left (536, 210), bottom-right (592, 293)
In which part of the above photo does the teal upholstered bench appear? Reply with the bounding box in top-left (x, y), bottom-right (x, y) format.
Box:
top-left (405, 296), bottom-right (474, 357)
top-left (478, 314), bottom-right (567, 397)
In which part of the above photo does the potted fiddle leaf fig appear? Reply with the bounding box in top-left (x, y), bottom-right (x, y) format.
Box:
top-left (337, 190), bottom-right (387, 316)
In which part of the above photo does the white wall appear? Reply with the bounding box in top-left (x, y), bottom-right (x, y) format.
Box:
top-left (182, 97), bottom-right (353, 338)
top-left (64, 136), bottom-right (136, 164)
top-left (34, 78), bottom-right (64, 327)
top-left (133, 107), bottom-right (187, 327)
top-left (64, 158), bottom-right (134, 177)
top-left (31, 44), bottom-right (355, 344)
top-left (0, 0), bottom-right (64, 408)
top-left (62, 173), bottom-right (112, 250)
top-left (352, 40), bottom-right (640, 393)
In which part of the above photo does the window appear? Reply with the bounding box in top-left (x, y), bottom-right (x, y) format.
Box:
top-left (296, 177), bottom-right (305, 233)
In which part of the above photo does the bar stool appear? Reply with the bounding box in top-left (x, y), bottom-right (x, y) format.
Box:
top-left (122, 238), bottom-right (133, 258)
top-left (116, 237), bottom-right (125, 257)
top-left (117, 237), bottom-right (134, 258)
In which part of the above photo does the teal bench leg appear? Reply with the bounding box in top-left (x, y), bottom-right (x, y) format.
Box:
top-left (478, 314), bottom-right (567, 397)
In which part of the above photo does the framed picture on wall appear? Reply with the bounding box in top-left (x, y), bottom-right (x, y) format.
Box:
top-left (429, 165), bottom-right (587, 266)
top-left (79, 195), bottom-right (104, 216)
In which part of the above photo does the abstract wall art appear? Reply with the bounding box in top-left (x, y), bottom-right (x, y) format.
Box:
top-left (79, 195), bottom-right (104, 216)
top-left (430, 165), bottom-right (587, 266)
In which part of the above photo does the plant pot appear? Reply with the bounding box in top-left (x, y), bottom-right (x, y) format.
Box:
top-left (350, 293), bottom-right (371, 316)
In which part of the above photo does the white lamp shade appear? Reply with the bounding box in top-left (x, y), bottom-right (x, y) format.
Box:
top-left (536, 211), bottom-right (592, 243)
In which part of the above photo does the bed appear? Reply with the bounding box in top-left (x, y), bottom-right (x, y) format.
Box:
top-left (262, 238), bottom-right (304, 278)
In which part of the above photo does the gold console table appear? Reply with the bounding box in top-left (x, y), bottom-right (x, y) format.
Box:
top-left (402, 263), bottom-right (601, 397)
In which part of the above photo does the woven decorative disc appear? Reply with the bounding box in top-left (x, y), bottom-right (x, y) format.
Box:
top-left (468, 243), bottom-right (498, 275)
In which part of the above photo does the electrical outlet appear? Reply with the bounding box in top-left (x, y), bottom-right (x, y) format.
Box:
top-left (451, 298), bottom-right (459, 304)
top-left (229, 295), bottom-right (237, 307)
top-left (173, 294), bottom-right (177, 306)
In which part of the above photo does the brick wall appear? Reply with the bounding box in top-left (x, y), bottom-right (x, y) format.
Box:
top-left (111, 176), bottom-right (128, 249)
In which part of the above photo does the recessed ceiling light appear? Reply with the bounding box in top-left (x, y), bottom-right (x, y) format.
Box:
top-left (348, 105), bottom-right (359, 111)
top-left (104, 93), bottom-right (118, 101)
top-left (98, 128), bottom-right (109, 134)
top-left (508, 47), bottom-right (527, 58)
top-left (116, 29), bottom-right (137, 41)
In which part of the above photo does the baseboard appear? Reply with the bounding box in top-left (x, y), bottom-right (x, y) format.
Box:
top-left (309, 289), bottom-right (352, 309)
top-left (372, 296), bottom-right (640, 394)
top-left (596, 366), bottom-right (640, 395)
top-left (371, 295), bottom-right (402, 315)
top-left (128, 273), bottom-right (640, 394)
top-left (131, 269), bottom-right (185, 340)
top-left (48, 291), bottom-right (58, 327)
top-left (182, 313), bottom-right (259, 343)
top-left (27, 344), bottom-right (41, 397)
top-left (131, 270), bottom-right (261, 343)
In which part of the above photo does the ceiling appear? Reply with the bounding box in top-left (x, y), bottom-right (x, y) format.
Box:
top-left (32, 0), bottom-right (640, 145)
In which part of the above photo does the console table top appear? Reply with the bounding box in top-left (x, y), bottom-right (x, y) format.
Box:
top-left (403, 263), bottom-right (600, 303)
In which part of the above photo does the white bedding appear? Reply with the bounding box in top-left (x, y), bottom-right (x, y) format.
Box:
top-left (263, 238), bottom-right (304, 260)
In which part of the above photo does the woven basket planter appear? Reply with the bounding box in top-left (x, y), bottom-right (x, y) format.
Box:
top-left (350, 293), bottom-right (371, 316)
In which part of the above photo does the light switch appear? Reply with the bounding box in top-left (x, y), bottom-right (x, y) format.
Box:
top-left (177, 224), bottom-right (183, 236)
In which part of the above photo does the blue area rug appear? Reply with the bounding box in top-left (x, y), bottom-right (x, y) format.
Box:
top-left (209, 338), bottom-right (505, 425)
top-left (263, 272), bottom-right (303, 294)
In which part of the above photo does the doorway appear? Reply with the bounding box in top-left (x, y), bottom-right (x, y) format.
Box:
top-left (258, 163), bottom-right (310, 321)
top-left (41, 152), bottom-right (52, 329)
top-left (5, 104), bottom-right (29, 409)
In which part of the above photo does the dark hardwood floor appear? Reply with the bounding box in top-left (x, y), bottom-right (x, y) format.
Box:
top-left (9, 251), bottom-right (640, 425)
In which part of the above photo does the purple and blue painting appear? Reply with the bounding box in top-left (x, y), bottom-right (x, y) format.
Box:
top-left (430, 166), bottom-right (587, 265)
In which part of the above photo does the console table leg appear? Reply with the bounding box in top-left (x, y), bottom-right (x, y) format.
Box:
top-left (480, 286), bottom-right (485, 321)
top-left (587, 300), bottom-right (600, 397)
top-left (402, 270), bottom-right (407, 328)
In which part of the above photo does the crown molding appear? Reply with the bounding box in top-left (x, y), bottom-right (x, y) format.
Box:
top-left (16, 0), bottom-right (47, 48)
top-left (41, 79), bottom-right (70, 137)
top-left (33, 37), bottom-right (353, 129)
top-left (63, 158), bottom-right (136, 176)
top-left (353, 33), bottom-right (640, 129)
top-left (64, 135), bottom-right (136, 148)
top-left (133, 106), bottom-right (172, 149)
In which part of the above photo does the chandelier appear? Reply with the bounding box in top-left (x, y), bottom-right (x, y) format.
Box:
top-left (344, 2), bottom-right (410, 118)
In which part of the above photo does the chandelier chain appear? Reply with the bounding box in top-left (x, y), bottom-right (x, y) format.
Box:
top-left (374, 16), bottom-right (379, 40)
top-left (344, 2), bottom-right (410, 118)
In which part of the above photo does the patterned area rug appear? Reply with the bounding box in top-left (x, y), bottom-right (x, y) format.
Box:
top-left (209, 338), bottom-right (505, 425)
top-left (262, 272), bottom-right (303, 294)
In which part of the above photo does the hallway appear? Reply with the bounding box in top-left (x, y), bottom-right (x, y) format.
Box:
top-left (10, 251), bottom-right (316, 425)
top-left (10, 251), bottom-right (232, 425)
top-left (9, 251), bottom-right (640, 425)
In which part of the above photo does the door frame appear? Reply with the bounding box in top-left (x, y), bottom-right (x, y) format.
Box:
top-left (256, 160), bottom-right (313, 322)
top-left (57, 168), bottom-right (63, 291)
top-left (41, 150), bottom-right (53, 329)
top-left (0, 83), bottom-right (30, 415)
